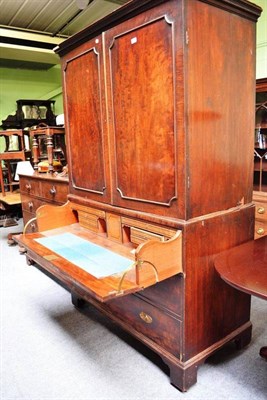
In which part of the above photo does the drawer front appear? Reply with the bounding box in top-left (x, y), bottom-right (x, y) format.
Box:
top-left (78, 210), bottom-right (99, 232)
top-left (138, 275), bottom-right (183, 317)
top-left (107, 294), bottom-right (182, 357)
top-left (21, 194), bottom-right (46, 214)
top-left (254, 201), bottom-right (267, 223)
top-left (40, 181), bottom-right (68, 203)
top-left (130, 226), bottom-right (164, 245)
top-left (255, 219), bottom-right (267, 239)
top-left (23, 210), bottom-right (38, 233)
top-left (20, 176), bottom-right (41, 196)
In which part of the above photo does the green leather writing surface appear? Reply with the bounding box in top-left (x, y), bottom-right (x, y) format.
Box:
top-left (35, 233), bottom-right (132, 278)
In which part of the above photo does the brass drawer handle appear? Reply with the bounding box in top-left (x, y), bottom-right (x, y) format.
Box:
top-left (23, 217), bottom-right (37, 234)
top-left (30, 222), bottom-right (36, 232)
top-left (139, 311), bottom-right (153, 324)
top-left (25, 183), bottom-right (31, 191)
top-left (49, 186), bottom-right (57, 195)
top-left (257, 207), bottom-right (265, 214)
top-left (256, 227), bottom-right (265, 236)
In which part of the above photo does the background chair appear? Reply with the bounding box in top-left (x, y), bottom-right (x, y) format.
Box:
top-left (0, 129), bottom-right (31, 196)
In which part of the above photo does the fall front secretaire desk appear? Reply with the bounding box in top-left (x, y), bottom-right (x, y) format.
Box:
top-left (15, 0), bottom-right (262, 392)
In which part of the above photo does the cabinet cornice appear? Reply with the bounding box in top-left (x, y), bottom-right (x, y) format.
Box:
top-left (55, 0), bottom-right (262, 57)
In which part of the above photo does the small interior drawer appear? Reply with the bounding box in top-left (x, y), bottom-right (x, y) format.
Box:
top-left (122, 216), bottom-right (176, 239)
top-left (74, 205), bottom-right (107, 233)
top-left (78, 210), bottom-right (100, 232)
top-left (130, 226), bottom-right (164, 245)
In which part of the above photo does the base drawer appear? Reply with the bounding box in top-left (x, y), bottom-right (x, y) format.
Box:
top-left (106, 293), bottom-right (182, 357)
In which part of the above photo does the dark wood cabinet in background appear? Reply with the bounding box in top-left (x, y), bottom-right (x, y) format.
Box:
top-left (1, 99), bottom-right (56, 130)
top-left (17, 0), bottom-right (262, 392)
top-left (253, 78), bottom-right (267, 239)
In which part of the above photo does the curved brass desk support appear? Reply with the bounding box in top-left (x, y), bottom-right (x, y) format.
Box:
top-left (137, 259), bottom-right (159, 283)
top-left (117, 261), bottom-right (137, 295)
top-left (117, 259), bottom-right (159, 295)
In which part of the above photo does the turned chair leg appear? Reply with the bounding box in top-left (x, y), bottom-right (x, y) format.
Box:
top-left (0, 162), bottom-right (5, 196)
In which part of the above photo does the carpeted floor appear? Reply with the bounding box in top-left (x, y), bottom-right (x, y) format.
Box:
top-left (1, 220), bottom-right (266, 400)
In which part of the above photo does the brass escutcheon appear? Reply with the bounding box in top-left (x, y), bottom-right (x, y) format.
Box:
top-left (257, 207), bottom-right (265, 214)
top-left (139, 311), bottom-right (153, 324)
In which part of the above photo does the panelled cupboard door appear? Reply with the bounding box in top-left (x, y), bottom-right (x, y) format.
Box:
top-left (105, 1), bottom-right (186, 218)
top-left (62, 36), bottom-right (111, 203)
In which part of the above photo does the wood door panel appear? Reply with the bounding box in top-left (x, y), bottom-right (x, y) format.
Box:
top-left (108, 16), bottom-right (177, 210)
top-left (63, 40), bottom-right (110, 201)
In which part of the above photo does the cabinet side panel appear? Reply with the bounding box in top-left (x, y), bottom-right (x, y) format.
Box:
top-left (183, 206), bottom-right (254, 360)
top-left (186, 0), bottom-right (256, 218)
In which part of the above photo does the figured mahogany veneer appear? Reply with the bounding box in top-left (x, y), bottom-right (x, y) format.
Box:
top-left (16, 0), bottom-right (262, 392)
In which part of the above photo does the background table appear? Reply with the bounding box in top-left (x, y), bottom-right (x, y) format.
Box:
top-left (214, 236), bottom-right (267, 359)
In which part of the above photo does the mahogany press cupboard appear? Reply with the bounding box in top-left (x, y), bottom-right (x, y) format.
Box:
top-left (16, 0), bottom-right (262, 392)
